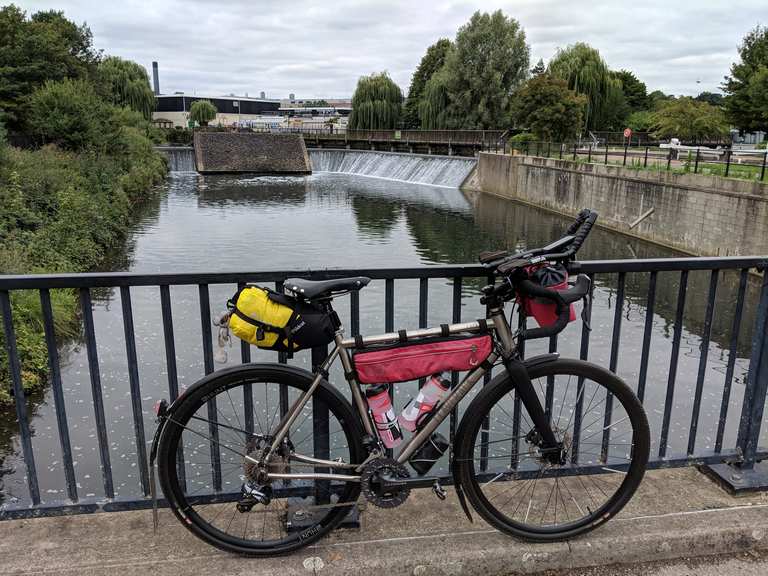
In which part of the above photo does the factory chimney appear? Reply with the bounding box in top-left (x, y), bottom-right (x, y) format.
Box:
top-left (152, 61), bottom-right (160, 95)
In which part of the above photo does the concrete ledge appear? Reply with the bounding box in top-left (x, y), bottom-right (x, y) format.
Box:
top-left (193, 132), bottom-right (311, 174)
top-left (2, 468), bottom-right (768, 575)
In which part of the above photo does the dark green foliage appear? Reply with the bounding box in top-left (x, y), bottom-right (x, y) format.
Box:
top-left (301, 99), bottom-right (329, 108)
top-left (403, 38), bottom-right (452, 129)
top-left (418, 70), bottom-right (451, 129)
top-left (438, 10), bottom-right (530, 129)
top-left (626, 110), bottom-right (654, 131)
top-left (0, 5), bottom-right (98, 131)
top-left (613, 70), bottom-right (648, 111)
top-left (648, 90), bottom-right (674, 109)
top-left (511, 73), bottom-right (586, 141)
top-left (28, 79), bottom-right (111, 151)
top-left (723, 25), bottom-right (768, 133)
top-left (548, 43), bottom-right (622, 131)
top-left (189, 100), bottom-right (217, 126)
top-left (98, 56), bottom-right (155, 119)
top-left (348, 72), bottom-right (403, 129)
top-left (650, 97), bottom-right (729, 141)
top-left (695, 91), bottom-right (724, 107)
top-left (164, 127), bottom-right (194, 145)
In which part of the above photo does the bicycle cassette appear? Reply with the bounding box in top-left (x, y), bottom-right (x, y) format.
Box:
top-left (360, 457), bottom-right (411, 508)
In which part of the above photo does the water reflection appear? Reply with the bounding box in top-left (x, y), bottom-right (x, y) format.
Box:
top-left (0, 172), bottom-right (760, 509)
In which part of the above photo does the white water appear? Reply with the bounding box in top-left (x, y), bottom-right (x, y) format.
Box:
top-left (309, 149), bottom-right (476, 188)
top-left (161, 147), bottom-right (196, 172)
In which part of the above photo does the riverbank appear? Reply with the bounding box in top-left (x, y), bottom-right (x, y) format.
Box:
top-left (0, 132), bottom-right (167, 405)
top-left (2, 467), bottom-right (766, 575)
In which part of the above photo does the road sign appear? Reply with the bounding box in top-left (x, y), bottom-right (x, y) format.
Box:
top-left (623, 128), bottom-right (632, 139)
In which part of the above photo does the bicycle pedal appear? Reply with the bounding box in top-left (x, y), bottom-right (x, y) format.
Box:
top-left (432, 480), bottom-right (447, 501)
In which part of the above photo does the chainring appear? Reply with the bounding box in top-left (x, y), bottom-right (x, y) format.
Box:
top-left (360, 457), bottom-right (411, 508)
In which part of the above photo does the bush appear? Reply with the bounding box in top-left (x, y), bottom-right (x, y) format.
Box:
top-left (510, 132), bottom-right (536, 144)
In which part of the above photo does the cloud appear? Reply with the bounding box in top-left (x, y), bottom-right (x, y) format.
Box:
top-left (17, 0), bottom-right (766, 98)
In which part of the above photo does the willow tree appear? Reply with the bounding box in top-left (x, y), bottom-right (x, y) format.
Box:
top-left (548, 43), bottom-right (622, 132)
top-left (438, 10), bottom-right (530, 129)
top-left (98, 56), bottom-right (155, 120)
top-left (403, 38), bottom-right (452, 129)
top-left (189, 100), bottom-right (217, 126)
top-left (348, 72), bottom-right (403, 129)
top-left (419, 71), bottom-right (451, 129)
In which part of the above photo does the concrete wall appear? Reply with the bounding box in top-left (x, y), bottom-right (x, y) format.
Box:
top-left (193, 132), bottom-right (311, 174)
top-left (465, 153), bottom-right (768, 256)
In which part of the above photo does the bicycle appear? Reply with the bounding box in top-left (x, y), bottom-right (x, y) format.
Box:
top-left (150, 208), bottom-right (650, 555)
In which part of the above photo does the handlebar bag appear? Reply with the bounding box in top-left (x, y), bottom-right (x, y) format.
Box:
top-left (227, 285), bottom-right (336, 352)
top-left (520, 264), bottom-right (577, 328)
top-left (353, 334), bottom-right (492, 384)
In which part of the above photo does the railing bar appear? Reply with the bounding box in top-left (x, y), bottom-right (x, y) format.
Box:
top-left (687, 270), bottom-right (719, 455)
top-left (159, 285), bottom-right (185, 491)
top-left (350, 289), bottom-right (360, 337)
top-left (39, 289), bottom-right (78, 503)
top-left (238, 282), bottom-right (254, 436)
top-left (384, 278), bottom-right (395, 458)
top-left (571, 273), bottom-right (594, 463)
top-left (120, 286), bottom-right (150, 496)
top-left (545, 335), bottom-right (557, 420)
top-left (275, 281), bottom-right (289, 418)
top-left (715, 269), bottom-right (749, 453)
top-left (312, 345), bottom-right (331, 504)
top-left (199, 284), bottom-right (222, 491)
top-left (636, 271), bottom-right (657, 403)
top-left (602, 273), bottom-right (625, 459)
top-left (480, 274), bottom-right (493, 472)
top-left (78, 287), bottom-right (114, 499)
top-left (418, 277), bottom-right (428, 388)
top-left (659, 270), bottom-right (689, 458)
top-left (450, 277), bottom-right (462, 457)
top-left (0, 291), bottom-right (41, 505)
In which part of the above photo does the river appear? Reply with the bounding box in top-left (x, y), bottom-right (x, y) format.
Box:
top-left (0, 162), bottom-right (760, 509)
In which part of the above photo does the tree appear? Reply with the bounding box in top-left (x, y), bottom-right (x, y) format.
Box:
top-left (189, 100), bottom-right (217, 126)
top-left (439, 10), bottom-right (530, 129)
top-left (403, 38), bottom-right (452, 129)
top-left (0, 5), bottom-right (98, 131)
top-left (302, 99), bottom-right (329, 108)
top-left (723, 25), bottom-right (768, 133)
top-left (626, 110), bottom-right (654, 131)
top-left (28, 78), bottom-right (110, 151)
top-left (548, 43), bottom-right (621, 132)
top-left (648, 90), bottom-right (674, 109)
top-left (418, 70), bottom-right (452, 129)
top-left (650, 97), bottom-right (729, 141)
top-left (510, 73), bottom-right (586, 141)
top-left (612, 70), bottom-right (648, 111)
top-left (530, 58), bottom-right (546, 76)
top-left (98, 56), bottom-right (155, 119)
top-left (348, 72), bottom-right (403, 129)
top-left (695, 91), bottom-right (724, 107)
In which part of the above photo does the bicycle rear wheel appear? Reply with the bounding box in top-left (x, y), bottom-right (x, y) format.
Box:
top-left (455, 358), bottom-right (649, 541)
top-left (156, 364), bottom-right (365, 555)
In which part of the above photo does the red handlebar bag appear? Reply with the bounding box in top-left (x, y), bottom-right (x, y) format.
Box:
top-left (520, 264), bottom-right (577, 328)
top-left (353, 335), bottom-right (492, 384)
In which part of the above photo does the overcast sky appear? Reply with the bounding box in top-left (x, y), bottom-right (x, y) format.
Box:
top-left (18, 0), bottom-right (766, 99)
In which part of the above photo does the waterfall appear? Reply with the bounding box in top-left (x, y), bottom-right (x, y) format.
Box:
top-left (158, 147), bottom-right (196, 172)
top-left (309, 149), bottom-right (476, 188)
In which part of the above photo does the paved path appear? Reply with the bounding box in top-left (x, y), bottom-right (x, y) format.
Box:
top-left (2, 468), bottom-right (768, 575)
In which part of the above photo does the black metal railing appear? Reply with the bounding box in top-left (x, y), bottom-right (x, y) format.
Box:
top-left (1, 255), bottom-right (767, 519)
top-left (483, 140), bottom-right (768, 183)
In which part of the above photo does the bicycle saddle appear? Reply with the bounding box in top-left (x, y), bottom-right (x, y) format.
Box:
top-left (285, 276), bottom-right (371, 299)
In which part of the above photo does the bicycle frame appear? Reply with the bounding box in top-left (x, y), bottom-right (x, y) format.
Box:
top-left (261, 305), bottom-right (555, 482)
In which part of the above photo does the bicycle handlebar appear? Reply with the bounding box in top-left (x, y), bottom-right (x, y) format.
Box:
top-left (517, 274), bottom-right (591, 340)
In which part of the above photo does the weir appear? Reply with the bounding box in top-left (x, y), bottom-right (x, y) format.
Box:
top-left (309, 149), bottom-right (476, 187)
top-left (156, 146), bottom-right (195, 172)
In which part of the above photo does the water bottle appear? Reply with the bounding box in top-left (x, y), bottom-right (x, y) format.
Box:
top-left (409, 432), bottom-right (450, 475)
top-left (365, 384), bottom-right (403, 448)
top-left (398, 373), bottom-right (450, 432)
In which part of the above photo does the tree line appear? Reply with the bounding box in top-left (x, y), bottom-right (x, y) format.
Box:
top-left (0, 4), bottom-right (167, 403)
top-left (348, 10), bottom-right (768, 144)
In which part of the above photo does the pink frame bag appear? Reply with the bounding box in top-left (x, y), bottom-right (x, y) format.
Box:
top-left (353, 335), bottom-right (493, 384)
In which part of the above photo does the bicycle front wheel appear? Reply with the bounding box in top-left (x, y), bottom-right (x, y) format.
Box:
top-left (455, 358), bottom-right (650, 541)
top-left (156, 364), bottom-right (366, 556)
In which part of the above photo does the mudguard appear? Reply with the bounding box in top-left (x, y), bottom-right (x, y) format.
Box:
top-left (449, 353), bottom-right (560, 522)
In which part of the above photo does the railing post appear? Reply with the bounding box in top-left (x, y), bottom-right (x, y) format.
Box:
top-left (694, 148), bottom-right (700, 174)
top-left (725, 149), bottom-right (732, 177)
top-left (623, 141), bottom-right (628, 166)
top-left (761, 150), bottom-right (767, 182)
top-left (703, 265), bottom-right (768, 492)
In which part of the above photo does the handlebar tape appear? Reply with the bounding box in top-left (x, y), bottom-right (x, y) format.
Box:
top-left (565, 209), bottom-right (592, 235)
top-left (517, 275), bottom-right (591, 340)
top-left (568, 212), bottom-right (598, 255)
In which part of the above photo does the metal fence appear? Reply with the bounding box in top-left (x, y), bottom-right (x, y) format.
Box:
top-left (484, 140), bottom-right (768, 182)
top-left (1, 255), bottom-right (767, 519)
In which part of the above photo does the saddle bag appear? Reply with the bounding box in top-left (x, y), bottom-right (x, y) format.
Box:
top-left (519, 263), bottom-right (577, 328)
top-left (227, 285), bottom-right (336, 352)
top-left (353, 334), bottom-right (493, 384)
